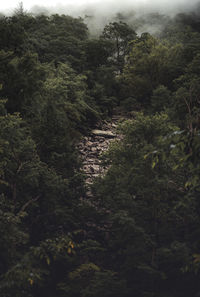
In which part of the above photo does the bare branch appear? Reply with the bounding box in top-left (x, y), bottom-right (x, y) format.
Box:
top-left (19, 195), bottom-right (40, 214)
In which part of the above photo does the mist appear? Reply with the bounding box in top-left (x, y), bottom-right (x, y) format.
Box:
top-left (1, 0), bottom-right (200, 35)
top-left (22, 0), bottom-right (200, 16)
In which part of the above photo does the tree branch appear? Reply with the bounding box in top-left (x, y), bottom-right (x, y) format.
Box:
top-left (19, 195), bottom-right (40, 214)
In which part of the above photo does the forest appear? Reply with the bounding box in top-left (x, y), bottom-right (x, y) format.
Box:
top-left (0, 2), bottom-right (200, 296)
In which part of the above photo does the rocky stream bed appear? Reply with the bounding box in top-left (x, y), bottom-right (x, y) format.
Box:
top-left (77, 113), bottom-right (127, 198)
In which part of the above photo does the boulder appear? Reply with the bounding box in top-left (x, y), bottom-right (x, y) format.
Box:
top-left (91, 129), bottom-right (116, 138)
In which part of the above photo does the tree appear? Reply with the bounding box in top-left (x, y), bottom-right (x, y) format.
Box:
top-left (0, 50), bottom-right (46, 116)
top-left (122, 33), bottom-right (184, 105)
top-left (172, 53), bottom-right (200, 131)
top-left (83, 38), bottom-right (113, 70)
top-left (101, 21), bottom-right (137, 73)
top-left (28, 14), bottom-right (88, 71)
top-left (0, 101), bottom-right (87, 297)
top-left (150, 85), bottom-right (171, 113)
top-left (93, 112), bottom-right (198, 297)
top-left (14, 2), bottom-right (25, 16)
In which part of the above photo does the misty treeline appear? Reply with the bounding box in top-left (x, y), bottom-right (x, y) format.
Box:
top-left (0, 4), bottom-right (200, 297)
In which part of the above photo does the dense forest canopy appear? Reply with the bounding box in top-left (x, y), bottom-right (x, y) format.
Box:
top-left (1, 1), bottom-right (200, 296)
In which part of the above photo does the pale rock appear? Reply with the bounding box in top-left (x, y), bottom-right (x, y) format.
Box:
top-left (91, 129), bottom-right (116, 138)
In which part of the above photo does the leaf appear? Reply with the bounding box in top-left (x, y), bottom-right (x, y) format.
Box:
top-left (193, 254), bottom-right (200, 264)
top-left (152, 161), bottom-right (156, 169)
top-left (185, 181), bottom-right (192, 188)
top-left (172, 164), bottom-right (179, 171)
top-left (28, 278), bottom-right (34, 286)
top-left (46, 257), bottom-right (50, 265)
top-left (0, 179), bottom-right (9, 186)
top-left (69, 241), bottom-right (75, 249)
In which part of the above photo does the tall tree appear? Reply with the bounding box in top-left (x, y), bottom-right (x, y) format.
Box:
top-left (101, 21), bottom-right (137, 73)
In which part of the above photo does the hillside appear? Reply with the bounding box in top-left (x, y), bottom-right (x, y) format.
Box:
top-left (0, 6), bottom-right (200, 297)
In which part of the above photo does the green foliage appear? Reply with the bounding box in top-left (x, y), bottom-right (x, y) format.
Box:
top-left (83, 38), bottom-right (113, 69)
top-left (1, 8), bottom-right (200, 297)
top-left (0, 195), bottom-right (28, 272)
top-left (28, 14), bottom-right (88, 70)
top-left (93, 112), bottom-right (199, 296)
top-left (150, 85), bottom-right (171, 113)
top-left (122, 33), bottom-right (184, 105)
top-left (0, 110), bottom-right (40, 205)
top-left (0, 50), bottom-right (46, 115)
top-left (82, 270), bottom-right (128, 297)
top-left (172, 53), bottom-right (200, 130)
top-left (101, 21), bottom-right (137, 73)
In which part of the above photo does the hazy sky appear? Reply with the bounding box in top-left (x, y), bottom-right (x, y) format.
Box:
top-left (1, 0), bottom-right (200, 15)
top-left (1, 0), bottom-right (94, 10)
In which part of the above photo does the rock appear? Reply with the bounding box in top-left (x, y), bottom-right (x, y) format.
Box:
top-left (91, 141), bottom-right (99, 146)
top-left (91, 164), bottom-right (100, 171)
top-left (86, 141), bottom-right (93, 146)
top-left (87, 152), bottom-right (98, 157)
top-left (91, 129), bottom-right (116, 138)
top-left (86, 190), bottom-right (93, 197)
top-left (99, 142), bottom-right (107, 147)
top-left (84, 159), bottom-right (96, 164)
top-left (77, 112), bottom-right (127, 196)
top-left (92, 174), bottom-right (100, 178)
